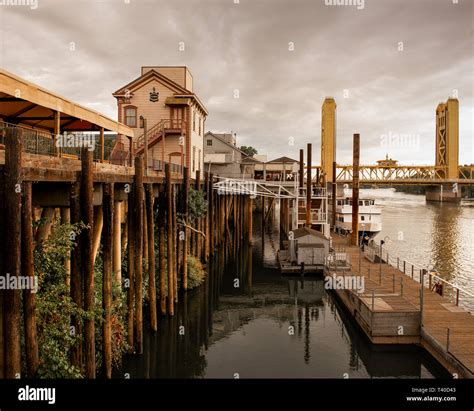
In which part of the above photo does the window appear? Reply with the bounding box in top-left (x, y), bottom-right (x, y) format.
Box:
top-left (193, 111), bottom-right (196, 131)
top-left (192, 146), bottom-right (196, 172)
top-left (361, 216), bottom-right (365, 221)
top-left (198, 149), bottom-right (201, 171)
top-left (207, 139), bottom-right (213, 146)
top-left (124, 106), bottom-right (137, 127)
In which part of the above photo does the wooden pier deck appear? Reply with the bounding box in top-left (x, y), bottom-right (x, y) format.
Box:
top-left (328, 234), bottom-right (474, 378)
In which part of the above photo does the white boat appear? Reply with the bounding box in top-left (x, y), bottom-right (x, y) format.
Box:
top-left (329, 196), bottom-right (382, 241)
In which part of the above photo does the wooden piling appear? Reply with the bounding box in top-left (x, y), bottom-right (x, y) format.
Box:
top-left (4, 126), bottom-right (22, 378)
top-left (146, 184), bottom-right (157, 331)
top-left (208, 173), bottom-right (214, 252)
top-left (92, 206), bottom-right (103, 264)
top-left (204, 172), bottom-right (210, 261)
top-left (172, 184), bottom-right (178, 302)
top-left (351, 134), bottom-right (360, 247)
top-left (158, 185), bottom-right (167, 316)
top-left (113, 201), bottom-right (122, 284)
top-left (102, 183), bottom-right (114, 378)
top-left (248, 196), bottom-right (253, 245)
top-left (126, 188), bottom-right (135, 350)
top-left (80, 147), bottom-right (95, 378)
top-left (0, 161), bottom-right (5, 378)
top-left (134, 157), bottom-right (144, 354)
top-left (306, 143), bottom-right (312, 227)
top-left (70, 179), bottom-right (83, 369)
top-left (166, 164), bottom-right (174, 315)
top-left (22, 181), bottom-right (39, 378)
top-left (183, 168), bottom-right (189, 290)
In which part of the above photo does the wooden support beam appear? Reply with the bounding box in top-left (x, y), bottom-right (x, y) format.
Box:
top-left (183, 168), bottom-right (189, 290)
top-left (158, 185), bottom-right (167, 316)
top-left (80, 147), bottom-right (95, 378)
top-left (208, 173), bottom-right (214, 253)
top-left (127, 189), bottom-right (135, 349)
top-left (166, 164), bottom-right (174, 315)
top-left (113, 201), bottom-right (122, 284)
top-left (34, 207), bottom-right (55, 245)
top-left (351, 134), bottom-right (360, 247)
top-left (146, 184), bottom-right (157, 331)
top-left (22, 181), bottom-right (39, 378)
top-left (70, 179), bottom-right (83, 369)
top-left (306, 143), bottom-right (312, 227)
top-left (4, 126), bottom-right (22, 378)
top-left (102, 183), bottom-right (114, 378)
top-left (172, 184), bottom-right (178, 303)
top-left (134, 157), bottom-right (144, 354)
top-left (100, 127), bottom-right (105, 163)
top-left (92, 206), bottom-right (103, 264)
top-left (60, 207), bottom-right (71, 284)
top-left (248, 196), bottom-right (253, 245)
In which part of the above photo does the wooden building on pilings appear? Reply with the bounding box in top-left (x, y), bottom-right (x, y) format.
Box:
top-left (0, 68), bottom-right (254, 379)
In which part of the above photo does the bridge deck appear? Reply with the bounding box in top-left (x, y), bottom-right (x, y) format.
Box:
top-left (330, 234), bottom-right (474, 378)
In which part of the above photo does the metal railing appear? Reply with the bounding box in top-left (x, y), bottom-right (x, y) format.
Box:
top-left (134, 118), bottom-right (186, 152)
top-left (1, 121), bottom-right (131, 166)
top-left (366, 242), bottom-right (474, 312)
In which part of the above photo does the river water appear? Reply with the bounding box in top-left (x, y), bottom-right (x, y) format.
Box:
top-left (116, 192), bottom-right (468, 378)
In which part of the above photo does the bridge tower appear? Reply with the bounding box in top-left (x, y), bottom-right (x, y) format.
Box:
top-left (321, 97), bottom-right (337, 185)
top-left (435, 98), bottom-right (459, 179)
top-left (427, 98), bottom-right (460, 202)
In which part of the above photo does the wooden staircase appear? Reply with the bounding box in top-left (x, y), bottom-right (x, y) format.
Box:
top-left (134, 118), bottom-right (186, 155)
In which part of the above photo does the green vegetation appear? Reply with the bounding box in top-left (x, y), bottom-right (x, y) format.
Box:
top-left (240, 145), bottom-right (258, 157)
top-left (187, 256), bottom-right (206, 289)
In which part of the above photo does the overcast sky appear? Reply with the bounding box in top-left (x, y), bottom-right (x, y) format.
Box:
top-left (0, 0), bottom-right (472, 165)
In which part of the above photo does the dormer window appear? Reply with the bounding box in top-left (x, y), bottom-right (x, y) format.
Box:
top-left (124, 106), bottom-right (137, 127)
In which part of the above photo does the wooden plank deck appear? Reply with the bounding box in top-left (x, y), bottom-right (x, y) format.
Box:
top-left (328, 234), bottom-right (474, 378)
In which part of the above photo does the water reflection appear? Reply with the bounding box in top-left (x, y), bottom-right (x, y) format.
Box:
top-left (117, 210), bottom-right (450, 379)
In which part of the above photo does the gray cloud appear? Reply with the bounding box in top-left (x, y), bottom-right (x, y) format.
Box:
top-left (1, 0), bottom-right (472, 165)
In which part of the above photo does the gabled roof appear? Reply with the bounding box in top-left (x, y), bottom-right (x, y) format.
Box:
top-left (113, 69), bottom-right (208, 115)
top-left (205, 131), bottom-right (248, 156)
top-left (293, 227), bottom-right (328, 240)
top-left (267, 156), bottom-right (299, 164)
top-left (241, 156), bottom-right (262, 164)
top-left (113, 69), bottom-right (190, 96)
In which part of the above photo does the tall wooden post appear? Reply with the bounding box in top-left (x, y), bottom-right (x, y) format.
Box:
top-left (248, 196), bottom-right (253, 245)
top-left (99, 127), bottom-right (105, 163)
top-left (204, 172), bottom-right (210, 261)
top-left (113, 201), bottom-right (122, 284)
top-left (4, 126), bottom-right (22, 378)
top-left (134, 157), bottom-right (144, 354)
top-left (172, 184), bottom-right (178, 302)
top-left (80, 147), bottom-right (95, 378)
top-left (159, 186), bottom-right (167, 315)
top-left (351, 134), bottom-right (360, 247)
top-left (208, 173), bottom-right (214, 252)
top-left (306, 143), bottom-right (312, 227)
top-left (195, 170), bottom-right (201, 259)
top-left (146, 184), bottom-right (157, 331)
top-left (166, 164), bottom-right (175, 315)
top-left (22, 181), bottom-right (39, 377)
top-left (102, 183), bottom-right (114, 378)
top-left (126, 190), bottom-right (135, 350)
top-left (183, 168), bottom-right (189, 290)
top-left (60, 207), bottom-right (71, 283)
top-left (70, 179), bottom-right (82, 369)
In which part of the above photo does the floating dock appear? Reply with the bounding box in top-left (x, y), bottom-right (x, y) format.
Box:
top-left (327, 234), bottom-right (474, 378)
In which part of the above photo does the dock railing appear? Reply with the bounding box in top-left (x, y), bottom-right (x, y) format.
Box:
top-left (364, 242), bottom-right (474, 313)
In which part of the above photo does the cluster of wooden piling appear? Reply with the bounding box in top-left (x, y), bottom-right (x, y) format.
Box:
top-left (0, 128), bottom-right (254, 379)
